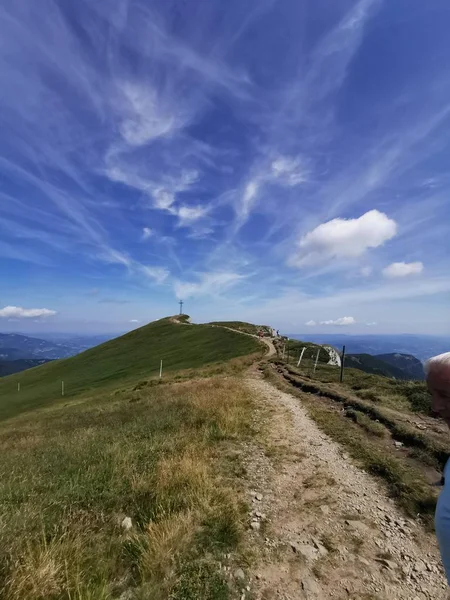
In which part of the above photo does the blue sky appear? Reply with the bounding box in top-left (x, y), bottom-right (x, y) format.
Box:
top-left (1, 0), bottom-right (450, 334)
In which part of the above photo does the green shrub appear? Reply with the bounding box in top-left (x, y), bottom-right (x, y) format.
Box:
top-left (407, 391), bottom-right (432, 415)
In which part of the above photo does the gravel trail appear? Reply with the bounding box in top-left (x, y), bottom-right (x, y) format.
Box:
top-left (242, 371), bottom-right (447, 600)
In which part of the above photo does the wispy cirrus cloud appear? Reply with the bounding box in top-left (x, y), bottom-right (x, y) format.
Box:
top-left (140, 266), bottom-right (170, 284)
top-left (142, 227), bottom-right (153, 240)
top-left (174, 271), bottom-right (245, 299)
top-left (1, 0), bottom-right (450, 334)
top-left (117, 82), bottom-right (187, 147)
top-left (98, 298), bottom-right (131, 305)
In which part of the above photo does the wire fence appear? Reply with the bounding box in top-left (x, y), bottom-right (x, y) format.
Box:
top-left (278, 342), bottom-right (346, 383)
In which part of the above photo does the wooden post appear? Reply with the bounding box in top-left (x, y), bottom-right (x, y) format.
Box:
top-left (297, 347), bottom-right (306, 367)
top-left (340, 345), bottom-right (346, 383)
top-left (17, 382), bottom-right (20, 393)
top-left (61, 381), bottom-right (65, 396)
top-left (313, 348), bottom-right (321, 373)
top-left (159, 360), bottom-right (163, 379)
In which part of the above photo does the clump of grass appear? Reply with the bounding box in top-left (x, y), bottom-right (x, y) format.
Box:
top-left (345, 409), bottom-right (387, 437)
top-left (169, 559), bottom-right (229, 600)
top-left (0, 377), bottom-right (254, 600)
top-left (357, 390), bottom-right (381, 403)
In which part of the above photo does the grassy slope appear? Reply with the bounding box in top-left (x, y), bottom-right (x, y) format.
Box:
top-left (282, 337), bottom-right (330, 364)
top-left (0, 317), bottom-right (261, 421)
top-left (0, 376), bottom-right (256, 600)
top-left (345, 353), bottom-right (408, 379)
top-left (208, 321), bottom-right (272, 336)
top-left (0, 317), bottom-right (264, 599)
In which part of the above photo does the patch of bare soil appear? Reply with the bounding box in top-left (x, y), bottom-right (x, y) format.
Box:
top-left (240, 370), bottom-right (447, 600)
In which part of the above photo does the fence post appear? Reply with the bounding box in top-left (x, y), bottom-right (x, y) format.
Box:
top-left (17, 382), bottom-right (20, 393)
top-left (61, 380), bottom-right (65, 396)
top-left (340, 345), bottom-right (346, 383)
top-left (159, 360), bottom-right (163, 379)
top-left (297, 347), bottom-right (306, 367)
top-left (313, 348), bottom-right (321, 373)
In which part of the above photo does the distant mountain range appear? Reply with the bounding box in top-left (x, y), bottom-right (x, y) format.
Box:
top-left (288, 333), bottom-right (449, 362)
top-left (0, 332), bottom-right (116, 378)
top-left (0, 333), bottom-right (77, 360)
top-left (0, 333), bottom-right (114, 361)
top-left (0, 358), bottom-right (52, 377)
top-left (345, 353), bottom-right (425, 380)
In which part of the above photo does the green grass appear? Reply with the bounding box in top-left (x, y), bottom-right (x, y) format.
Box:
top-left (288, 356), bottom-right (431, 414)
top-left (345, 409), bottom-right (387, 437)
top-left (282, 338), bottom-right (329, 364)
top-left (208, 320), bottom-right (272, 336)
top-left (0, 317), bottom-right (261, 421)
top-left (0, 376), bottom-right (255, 600)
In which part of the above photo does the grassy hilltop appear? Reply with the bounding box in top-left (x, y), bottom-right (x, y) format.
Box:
top-left (0, 316), bottom-right (261, 421)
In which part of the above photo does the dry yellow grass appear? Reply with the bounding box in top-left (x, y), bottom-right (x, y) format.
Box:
top-left (0, 377), bottom-right (255, 600)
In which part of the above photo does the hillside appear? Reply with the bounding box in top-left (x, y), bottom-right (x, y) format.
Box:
top-left (345, 352), bottom-right (424, 380)
top-left (282, 337), bottom-right (331, 364)
top-left (376, 352), bottom-right (425, 380)
top-left (345, 353), bottom-right (408, 379)
top-left (0, 316), bottom-right (261, 421)
top-left (0, 358), bottom-right (51, 377)
top-left (0, 332), bottom-right (261, 599)
top-left (208, 320), bottom-right (274, 336)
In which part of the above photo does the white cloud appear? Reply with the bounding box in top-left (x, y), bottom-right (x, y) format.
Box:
top-left (238, 179), bottom-right (260, 223)
top-left (118, 83), bottom-right (182, 147)
top-left (174, 271), bottom-right (244, 299)
top-left (271, 156), bottom-right (307, 186)
top-left (141, 266), bottom-right (170, 284)
top-left (101, 248), bottom-right (132, 268)
top-left (0, 306), bottom-right (57, 318)
top-left (153, 189), bottom-right (175, 210)
top-left (366, 322), bottom-right (377, 326)
top-left (360, 266), bottom-right (373, 277)
top-left (129, 319), bottom-right (140, 323)
top-left (305, 320), bottom-right (317, 326)
top-left (237, 157), bottom-right (307, 227)
top-left (289, 210), bottom-right (397, 267)
top-left (382, 261), bottom-right (424, 278)
top-left (142, 227), bottom-right (153, 240)
top-left (176, 205), bottom-right (208, 225)
top-left (320, 316), bottom-right (356, 326)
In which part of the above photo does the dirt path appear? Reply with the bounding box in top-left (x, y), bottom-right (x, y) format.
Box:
top-left (208, 323), bottom-right (277, 357)
top-left (241, 370), bottom-right (447, 600)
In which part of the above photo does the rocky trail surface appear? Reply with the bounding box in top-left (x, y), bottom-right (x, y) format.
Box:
top-left (238, 369), bottom-right (447, 600)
